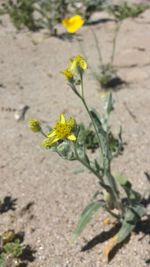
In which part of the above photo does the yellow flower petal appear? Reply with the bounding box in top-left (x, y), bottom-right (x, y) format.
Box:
top-left (62, 18), bottom-right (70, 27)
top-left (69, 54), bottom-right (87, 72)
top-left (42, 136), bottom-right (59, 148)
top-left (61, 68), bottom-right (74, 80)
top-left (42, 114), bottom-right (76, 148)
top-left (67, 133), bottom-right (76, 141)
top-left (79, 59), bottom-right (87, 70)
top-left (67, 117), bottom-right (75, 128)
top-left (47, 129), bottom-right (56, 138)
top-left (59, 114), bottom-right (66, 124)
top-left (62, 15), bottom-right (84, 33)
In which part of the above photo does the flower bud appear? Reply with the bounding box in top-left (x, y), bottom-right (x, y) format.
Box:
top-left (28, 119), bottom-right (41, 132)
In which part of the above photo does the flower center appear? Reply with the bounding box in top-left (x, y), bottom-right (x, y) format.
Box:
top-left (55, 122), bottom-right (71, 139)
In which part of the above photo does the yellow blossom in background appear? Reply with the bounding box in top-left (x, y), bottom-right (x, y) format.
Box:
top-left (42, 114), bottom-right (76, 148)
top-left (69, 54), bottom-right (87, 72)
top-left (28, 119), bottom-right (41, 132)
top-left (62, 15), bottom-right (84, 33)
top-left (61, 67), bottom-right (74, 80)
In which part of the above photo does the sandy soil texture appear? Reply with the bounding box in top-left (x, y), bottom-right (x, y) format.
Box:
top-left (0, 4), bottom-right (150, 267)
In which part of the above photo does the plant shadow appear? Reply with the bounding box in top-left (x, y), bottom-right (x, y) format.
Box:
top-left (16, 231), bottom-right (36, 266)
top-left (20, 245), bottom-right (36, 263)
top-left (102, 77), bottom-right (127, 91)
top-left (135, 215), bottom-right (150, 265)
top-left (81, 223), bottom-right (121, 252)
top-left (81, 191), bottom-right (150, 262)
top-left (0, 196), bottom-right (17, 213)
top-left (85, 18), bottom-right (117, 26)
top-left (145, 259), bottom-right (150, 265)
top-left (57, 32), bottom-right (83, 42)
top-left (81, 222), bottom-right (131, 261)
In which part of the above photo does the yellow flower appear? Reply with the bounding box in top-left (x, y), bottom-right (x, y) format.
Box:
top-left (62, 15), bottom-right (84, 33)
top-left (28, 119), bottom-right (41, 132)
top-left (61, 67), bottom-right (74, 80)
top-left (42, 114), bottom-right (76, 148)
top-left (69, 54), bottom-right (87, 72)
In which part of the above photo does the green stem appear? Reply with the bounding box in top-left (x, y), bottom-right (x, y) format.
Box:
top-left (74, 143), bottom-right (110, 192)
top-left (78, 76), bottom-right (103, 164)
top-left (91, 28), bottom-right (103, 66)
top-left (80, 85), bottom-right (122, 211)
top-left (82, 98), bottom-right (104, 158)
top-left (110, 21), bottom-right (122, 66)
top-left (40, 129), bottom-right (47, 138)
top-left (71, 74), bottom-right (123, 211)
top-left (80, 98), bottom-right (119, 203)
top-left (105, 207), bottom-right (120, 220)
top-left (80, 73), bottom-right (84, 99)
top-left (74, 143), bottom-right (121, 220)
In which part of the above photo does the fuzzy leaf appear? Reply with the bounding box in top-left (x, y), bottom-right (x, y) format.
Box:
top-left (103, 219), bottom-right (134, 262)
top-left (103, 204), bottom-right (145, 261)
top-left (103, 92), bottom-right (114, 114)
top-left (115, 175), bottom-right (141, 203)
top-left (73, 200), bottom-right (105, 240)
top-left (104, 222), bottom-right (135, 261)
top-left (77, 124), bottom-right (99, 150)
top-left (75, 143), bottom-right (90, 165)
top-left (56, 141), bottom-right (76, 160)
top-left (115, 174), bottom-right (131, 187)
top-left (126, 205), bottom-right (145, 223)
top-left (116, 205), bottom-right (145, 244)
top-left (90, 109), bottom-right (106, 138)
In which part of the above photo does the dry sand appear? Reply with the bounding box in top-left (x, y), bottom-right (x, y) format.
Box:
top-left (0, 4), bottom-right (150, 267)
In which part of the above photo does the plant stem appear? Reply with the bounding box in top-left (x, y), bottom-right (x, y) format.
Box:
top-left (74, 143), bottom-right (110, 192)
top-left (110, 21), bottom-right (122, 66)
top-left (91, 28), bottom-right (104, 66)
top-left (82, 98), bottom-right (103, 159)
top-left (80, 84), bottom-right (123, 211)
top-left (74, 143), bottom-right (121, 220)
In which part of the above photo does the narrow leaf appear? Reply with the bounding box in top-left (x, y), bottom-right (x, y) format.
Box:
top-left (73, 201), bottom-right (105, 240)
top-left (103, 204), bottom-right (145, 262)
top-left (103, 92), bottom-right (114, 114)
top-left (90, 109), bottom-right (102, 130)
top-left (115, 175), bottom-right (141, 202)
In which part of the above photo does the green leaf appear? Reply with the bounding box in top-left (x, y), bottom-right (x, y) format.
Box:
top-left (143, 188), bottom-right (150, 197)
top-left (115, 175), bottom-right (131, 187)
top-left (103, 203), bottom-right (145, 260)
top-left (117, 219), bottom-right (135, 244)
top-left (3, 239), bottom-right (23, 258)
top-left (108, 130), bottom-right (124, 158)
top-left (103, 92), bottom-right (114, 114)
top-left (126, 204), bottom-right (145, 224)
top-left (73, 200), bottom-right (105, 240)
top-left (56, 141), bottom-right (76, 160)
top-left (0, 254), bottom-right (5, 267)
top-left (115, 175), bottom-right (141, 203)
top-left (90, 109), bottom-right (106, 137)
top-left (118, 204), bottom-right (145, 243)
top-left (75, 142), bottom-right (90, 165)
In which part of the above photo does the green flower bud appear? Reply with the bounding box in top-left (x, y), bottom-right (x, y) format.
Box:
top-left (28, 119), bottom-right (41, 132)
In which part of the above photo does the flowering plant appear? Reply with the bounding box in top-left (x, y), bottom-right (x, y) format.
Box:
top-left (29, 55), bottom-right (146, 261)
top-left (62, 15), bottom-right (84, 33)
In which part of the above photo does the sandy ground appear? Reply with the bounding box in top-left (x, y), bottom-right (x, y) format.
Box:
top-left (0, 3), bottom-right (150, 267)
